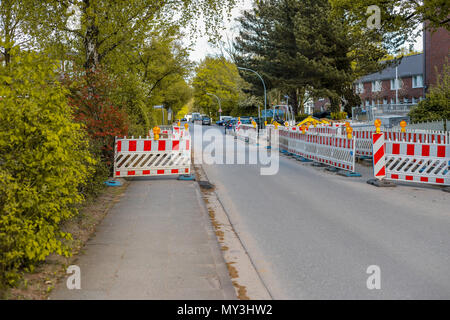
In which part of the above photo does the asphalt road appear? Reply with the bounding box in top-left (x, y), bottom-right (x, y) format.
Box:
top-left (193, 124), bottom-right (450, 299)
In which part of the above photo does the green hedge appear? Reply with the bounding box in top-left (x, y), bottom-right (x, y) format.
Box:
top-left (0, 49), bottom-right (95, 287)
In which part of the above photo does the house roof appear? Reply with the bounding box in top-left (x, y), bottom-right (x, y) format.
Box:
top-left (357, 53), bottom-right (423, 83)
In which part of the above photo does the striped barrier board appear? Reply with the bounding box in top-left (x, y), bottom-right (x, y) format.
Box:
top-left (384, 141), bottom-right (449, 186)
top-left (280, 128), bottom-right (356, 172)
top-left (114, 137), bottom-right (191, 178)
top-left (372, 133), bottom-right (386, 180)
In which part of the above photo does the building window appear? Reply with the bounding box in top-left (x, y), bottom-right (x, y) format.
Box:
top-left (390, 79), bottom-right (401, 90)
top-left (355, 83), bottom-right (364, 94)
top-left (383, 98), bottom-right (388, 105)
top-left (390, 98), bottom-right (395, 104)
top-left (412, 75), bottom-right (423, 88)
top-left (372, 81), bottom-right (382, 92)
top-left (404, 97), bottom-right (409, 104)
top-left (366, 99), bottom-right (370, 107)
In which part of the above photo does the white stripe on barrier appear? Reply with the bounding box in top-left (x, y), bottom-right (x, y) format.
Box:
top-left (114, 136), bottom-right (191, 178)
top-left (384, 141), bottom-right (449, 186)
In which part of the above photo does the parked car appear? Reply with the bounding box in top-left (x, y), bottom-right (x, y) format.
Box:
top-left (202, 116), bottom-right (211, 126)
top-left (181, 118), bottom-right (187, 122)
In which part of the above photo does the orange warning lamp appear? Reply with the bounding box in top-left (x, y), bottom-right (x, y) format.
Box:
top-left (285, 121), bottom-right (289, 127)
top-left (274, 121), bottom-right (279, 129)
top-left (252, 121), bottom-right (257, 128)
top-left (264, 121), bottom-right (267, 126)
top-left (184, 123), bottom-right (189, 131)
top-left (374, 119), bottom-right (382, 134)
top-left (346, 126), bottom-right (353, 139)
top-left (177, 120), bottom-right (181, 127)
top-left (345, 121), bottom-right (350, 128)
top-left (301, 125), bottom-right (307, 134)
top-left (400, 120), bottom-right (407, 133)
top-left (153, 126), bottom-right (161, 141)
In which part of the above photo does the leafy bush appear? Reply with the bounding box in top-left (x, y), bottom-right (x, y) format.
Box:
top-left (64, 68), bottom-right (129, 173)
top-left (296, 114), bottom-right (310, 122)
top-left (331, 111), bottom-right (348, 120)
top-left (0, 49), bottom-right (95, 287)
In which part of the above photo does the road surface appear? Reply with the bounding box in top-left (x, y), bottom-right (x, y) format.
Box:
top-left (194, 124), bottom-right (450, 299)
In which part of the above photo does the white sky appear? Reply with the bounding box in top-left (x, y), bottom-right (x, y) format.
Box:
top-left (188, 1), bottom-right (423, 63)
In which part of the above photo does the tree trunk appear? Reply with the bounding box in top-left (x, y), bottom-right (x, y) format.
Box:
top-left (84, 23), bottom-right (99, 72)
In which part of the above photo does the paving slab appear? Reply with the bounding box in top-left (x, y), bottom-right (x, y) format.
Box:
top-left (50, 176), bottom-right (236, 300)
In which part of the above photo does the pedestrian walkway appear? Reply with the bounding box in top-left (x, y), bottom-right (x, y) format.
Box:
top-left (50, 176), bottom-right (236, 300)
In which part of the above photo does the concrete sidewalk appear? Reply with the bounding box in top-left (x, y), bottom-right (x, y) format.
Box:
top-left (50, 176), bottom-right (236, 300)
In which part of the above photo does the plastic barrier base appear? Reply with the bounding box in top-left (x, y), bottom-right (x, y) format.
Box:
top-left (178, 174), bottom-right (196, 181)
top-left (367, 178), bottom-right (397, 187)
top-left (338, 171), bottom-right (362, 177)
top-left (312, 162), bottom-right (327, 167)
top-left (105, 180), bottom-right (123, 187)
top-left (325, 167), bottom-right (339, 173)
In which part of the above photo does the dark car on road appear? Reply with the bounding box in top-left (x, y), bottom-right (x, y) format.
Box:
top-left (202, 116), bottom-right (211, 126)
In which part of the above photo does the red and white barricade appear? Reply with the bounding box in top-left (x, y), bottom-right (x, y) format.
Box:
top-left (372, 133), bottom-right (386, 180)
top-left (114, 136), bottom-right (191, 178)
top-left (280, 127), bottom-right (356, 172)
top-left (384, 141), bottom-right (450, 186)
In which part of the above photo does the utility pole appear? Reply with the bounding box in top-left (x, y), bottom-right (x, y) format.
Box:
top-left (238, 67), bottom-right (267, 125)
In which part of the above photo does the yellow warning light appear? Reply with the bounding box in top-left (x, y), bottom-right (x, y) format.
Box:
top-left (184, 123), bottom-right (189, 131)
top-left (274, 121), bottom-right (279, 129)
top-left (400, 120), bottom-right (407, 133)
top-left (301, 125), bottom-right (307, 134)
top-left (374, 119), bottom-right (382, 134)
top-left (345, 121), bottom-right (350, 127)
top-left (264, 121), bottom-right (267, 126)
top-left (346, 126), bottom-right (353, 139)
top-left (153, 126), bottom-right (161, 141)
top-left (177, 120), bottom-right (181, 127)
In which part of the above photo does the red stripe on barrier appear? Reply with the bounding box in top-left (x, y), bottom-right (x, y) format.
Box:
top-left (391, 174), bottom-right (399, 179)
top-left (186, 140), bottom-right (190, 150)
top-left (158, 140), bottom-right (166, 151)
top-left (421, 145), bottom-right (430, 157)
top-left (171, 169), bottom-right (179, 174)
top-left (437, 145), bottom-right (445, 158)
top-left (373, 146), bottom-right (385, 164)
top-left (392, 143), bottom-right (400, 155)
top-left (406, 176), bottom-right (413, 181)
top-left (420, 177), bottom-right (429, 182)
top-left (172, 140), bottom-right (180, 151)
top-left (117, 141), bottom-right (122, 152)
top-left (157, 170), bottom-right (164, 175)
top-left (436, 178), bottom-right (444, 184)
top-left (143, 170), bottom-right (150, 175)
top-left (116, 171), bottom-right (120, 176)
top-left (129, 141), bottom-right (137, 152)
top-left (128, 171), bottom-right (135, 176)
top-left (407, 144), bottom-right (414, 156)
top-left (144, 140), bottom-right (151, 151)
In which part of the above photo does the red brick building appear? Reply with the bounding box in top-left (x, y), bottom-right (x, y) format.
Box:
top-left (424, 24), bottom-right (450, 91)
top-left (354, 53), bottom-right (425, 108)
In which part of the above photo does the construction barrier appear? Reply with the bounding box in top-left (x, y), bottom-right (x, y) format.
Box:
top-left (384, 141), bottom-right (450, 186)
top-left (279, 127), bottom-right (356, 172)
top-left (372, 133), bottom-right (386, 180)
top-left (114, 133), bottom-right (191, 178)
top-left (344, 127), bottom-right (449, 158)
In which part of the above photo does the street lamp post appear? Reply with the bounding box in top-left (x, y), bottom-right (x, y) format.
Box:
top-left (206, 92), bottom-right (222, 120)
top-left (238, 67), bottom-right (267, 125)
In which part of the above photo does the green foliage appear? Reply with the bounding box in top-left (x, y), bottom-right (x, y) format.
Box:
top-left (193, 56), bottom-right (244, 117)
top-left (234, 0), bottom-right (386, 115)
top-left (0, 49), bottom-right (94, 287)
top-left (296, 114), bottom-right (310, 122)
top-left (409, 61), bottom-right (450, 128)
top-left (331, 111), bottom-right (348, 120)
